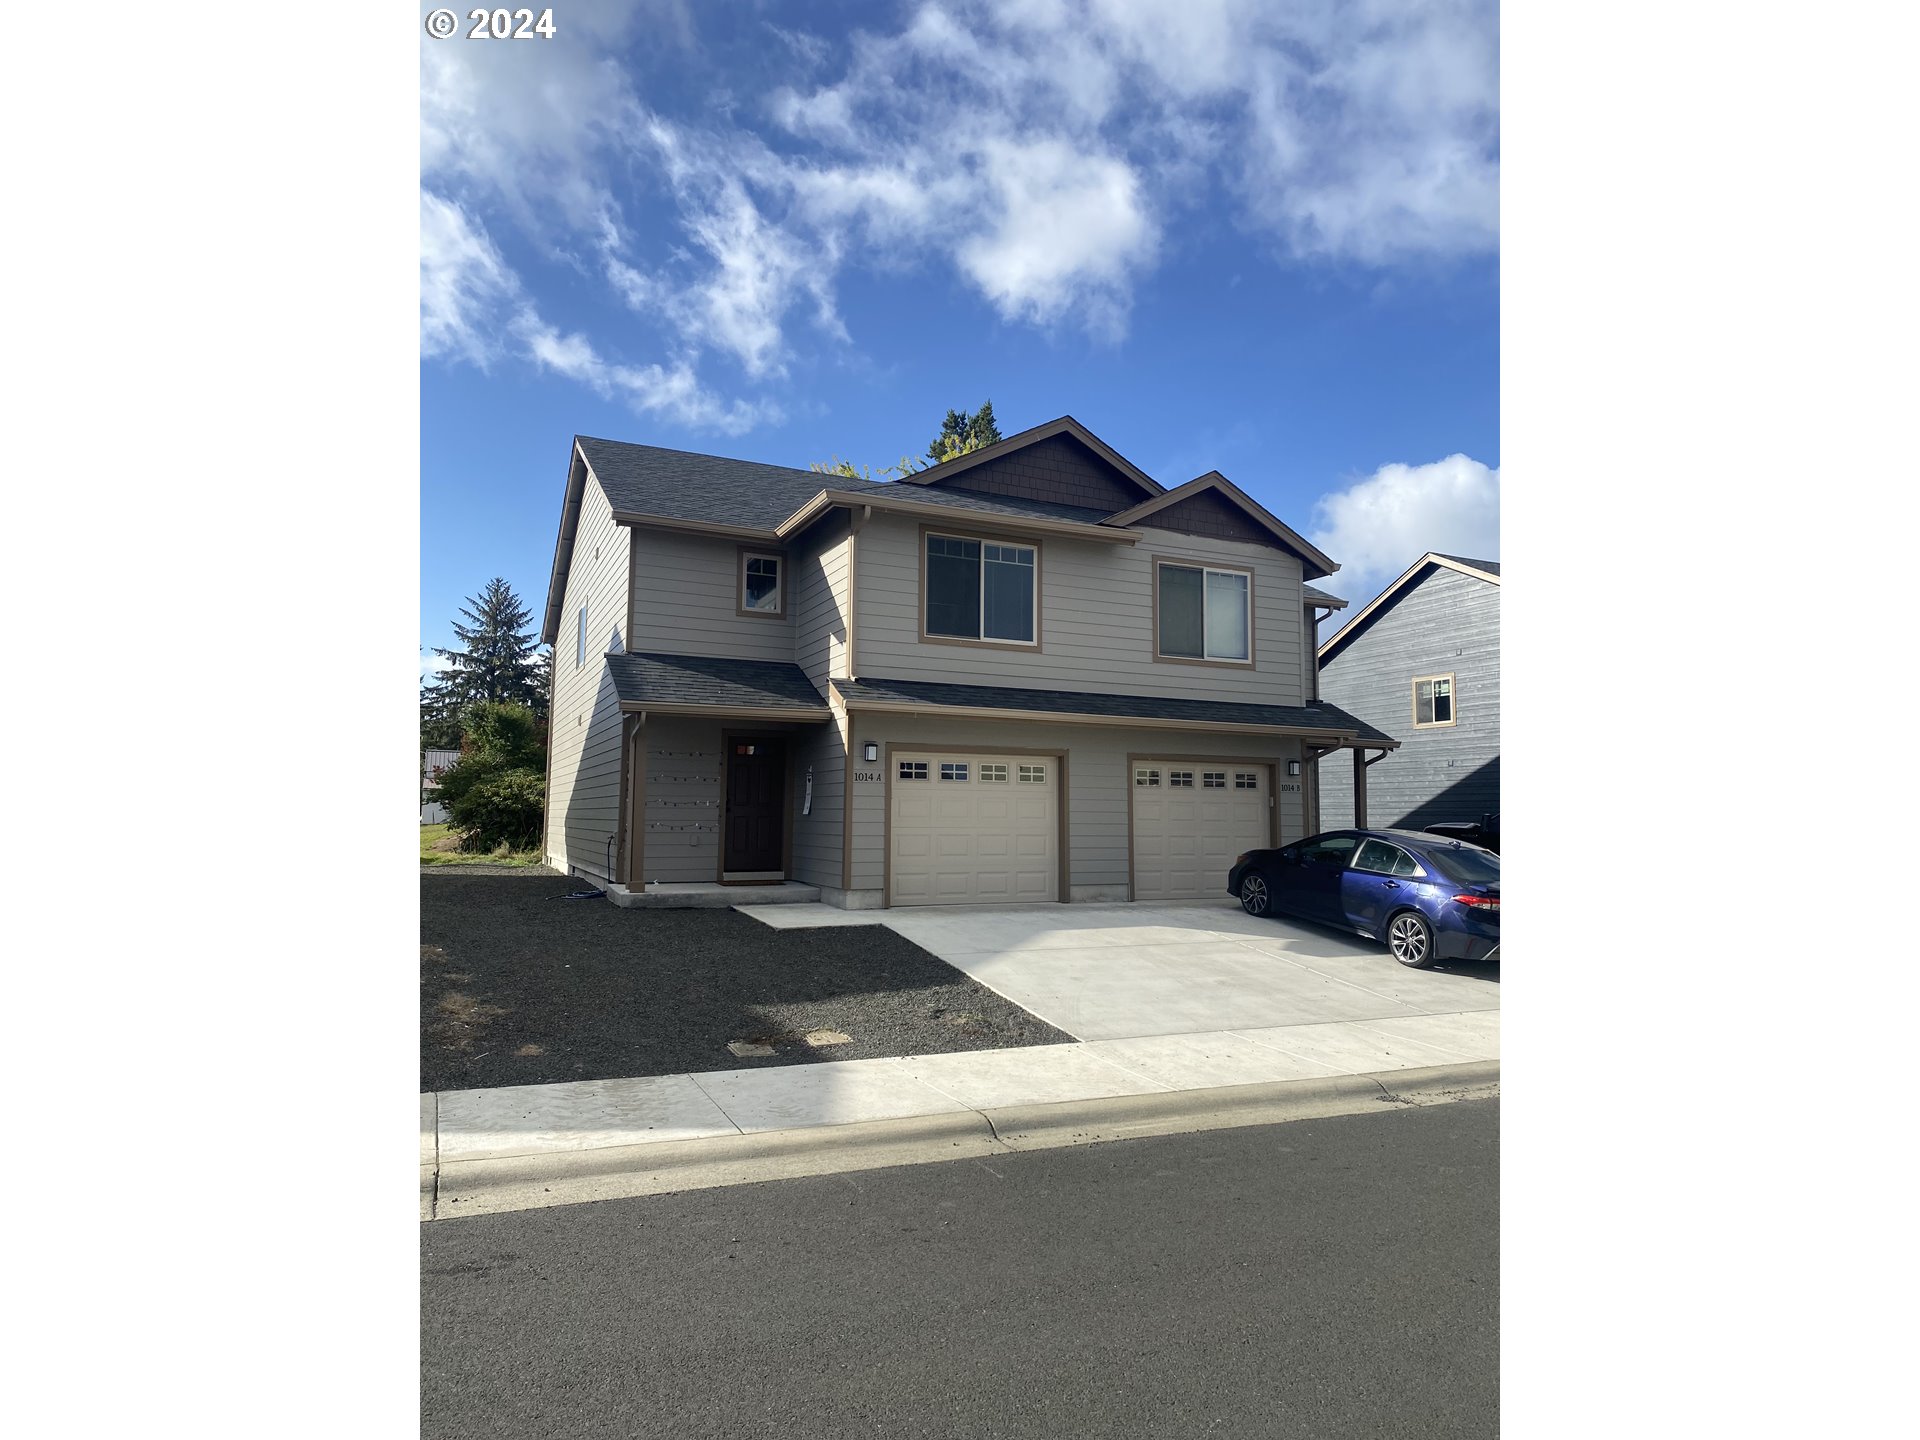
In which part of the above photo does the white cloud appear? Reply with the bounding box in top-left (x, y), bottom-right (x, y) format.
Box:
top-left (420, 191), bottom-right (517, 367)
top-left (511, 312), bottom-right (777, 434)
top-left (955, 140), bottom-right (1156, 337)
top-left (419, 0), bottom-right (1497, 421)
top-left (1308, 454), bottom-right (1500, 608)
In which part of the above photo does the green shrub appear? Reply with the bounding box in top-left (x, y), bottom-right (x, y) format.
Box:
top-left (446, 766), bottom-right (545, 852)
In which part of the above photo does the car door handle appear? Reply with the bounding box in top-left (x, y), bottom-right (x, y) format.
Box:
top-left (1383, 880), bottom-right (1400, 889)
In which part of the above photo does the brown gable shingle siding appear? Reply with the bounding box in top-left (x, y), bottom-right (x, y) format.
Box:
top-left (932, 433), bottom-right (1148, 512)
top-left (1135, 489), bottom-right (1290, 549)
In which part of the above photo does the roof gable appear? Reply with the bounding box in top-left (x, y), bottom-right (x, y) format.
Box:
top-left (1107, 471), bottom-right (1338, 579)
top-left (1316, 551), bottom-right (1501, 664)
top-left (898, 416), bottom-right (1163, 505)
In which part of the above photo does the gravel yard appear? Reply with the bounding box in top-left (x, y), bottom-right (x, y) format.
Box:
top-left (421, 872), bottom-right (1072, 1093)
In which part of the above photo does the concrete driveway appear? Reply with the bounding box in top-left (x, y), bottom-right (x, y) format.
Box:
top-left (742, 898), bottom-right (1498, 1043)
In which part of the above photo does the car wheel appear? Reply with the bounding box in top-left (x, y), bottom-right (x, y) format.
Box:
top-left (1386, 910), bottom-right (1436, 969)
top-left (1239, 872), bottom-right (1271, 917)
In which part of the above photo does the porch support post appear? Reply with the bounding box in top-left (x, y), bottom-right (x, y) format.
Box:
top-left (1353, 746), bottom-right (1368, 829)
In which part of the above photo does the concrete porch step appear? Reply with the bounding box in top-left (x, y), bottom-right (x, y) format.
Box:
top-left (606, 881), bottom-right (822, 909)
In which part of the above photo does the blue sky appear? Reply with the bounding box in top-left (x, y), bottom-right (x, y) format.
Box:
top-left (421, 0), bottom-right (1499, 673)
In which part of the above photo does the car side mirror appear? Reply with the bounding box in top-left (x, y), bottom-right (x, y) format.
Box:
top-left (1279, 848), bottom-right (1298, 864)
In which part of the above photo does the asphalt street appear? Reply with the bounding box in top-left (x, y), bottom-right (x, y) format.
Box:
top-left (422, 1098), bottom-right (1498, 1438)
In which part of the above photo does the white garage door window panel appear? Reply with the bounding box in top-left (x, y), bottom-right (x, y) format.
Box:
top-left (1132, 761), bottom-right (1270, 901)
top-left (890, 752), bottom-right (1056, 906)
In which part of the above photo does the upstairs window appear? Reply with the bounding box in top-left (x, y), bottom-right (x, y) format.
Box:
top-left (1157, 562), bottom-right (1251, 663)
top-left (1413, 674), bottom-right (1456, 728)
top-left (739, 551), bottom-right (785, 618)
top-left (925, 533), bottom-right (1037, 645)
top-left (576, 603), bottom-right (587, 669)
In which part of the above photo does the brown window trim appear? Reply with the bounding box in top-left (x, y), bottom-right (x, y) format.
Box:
top-left (916, 523), bottom-right (1044, 652)
top-left (1150, 555), bottom-right (1256, 668)
top-left (1411, 672), bottom-right (1458, 729)
top-left (735, 545), bottom-right (788, 620)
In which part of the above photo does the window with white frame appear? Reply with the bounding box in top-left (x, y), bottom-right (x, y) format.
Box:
top-left (1203, 771), bottom-right (1226, 788)
top-left (740, 552), bottom-right (784, 616)
top-left (1235, 772), bottom-right (1259, 790)
top-left (939, 762), bottom-right (970, 782)
top-left (1169, 770), bottom-right (1195, 788)
top-left (925, 533), bottom-right (1037, 644)
top-left (1134, 768), bottom-right (1161, 787)
top-left (1157, 562), bottom-right (1251, 662)
top-left (1018, 764), bottom-right (1047, 783)
top-left (1413, 674), bottom-right (1456, 728)
top-left (980, 764), bottom-right (1009, 782)
top-left (898, 761), bottom-right (928, 780)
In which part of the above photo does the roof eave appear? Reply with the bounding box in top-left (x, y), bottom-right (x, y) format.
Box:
top-left (1317, 551), bottom-right (1499, 663)
top-left (541, 441), bottom-right (591, 647)
top-left (1106, 471), bottom-right (1339, 579)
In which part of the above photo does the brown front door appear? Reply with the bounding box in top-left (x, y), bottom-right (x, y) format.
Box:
top-left (722, 737), bottom-right (787, 874)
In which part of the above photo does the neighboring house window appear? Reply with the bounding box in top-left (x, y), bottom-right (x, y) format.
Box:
top-left (1413, 674), bottom-right (1456, 728)
top-left (898, 761), bottom-right (929, 780)
top-left (1157, 562), bottom-right (1251, 663)
top-left (739, 551), bottom-right (785, 618)
top-left (576, 603), bottom-right (587, 669)
top-left (925, 533), bottom-right (1037, 645)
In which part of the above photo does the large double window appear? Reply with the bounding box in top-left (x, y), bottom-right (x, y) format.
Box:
top-left (1156, 561), bottom-right (1251, 663)
top-left (924, 532), bottom-right (1037, 645)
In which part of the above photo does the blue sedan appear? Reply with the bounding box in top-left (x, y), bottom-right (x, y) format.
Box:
top-left (1227, 829), bottom-right (1500, 968)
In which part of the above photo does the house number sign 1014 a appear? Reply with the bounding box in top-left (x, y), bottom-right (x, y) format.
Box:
top-left (853, 769), bottom-right (884, 783)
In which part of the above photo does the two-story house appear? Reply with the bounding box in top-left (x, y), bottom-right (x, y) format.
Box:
top-left (539, 416), bottom-right (1396, 908)
top-left (1314, 552), bottom-right (1500, 832)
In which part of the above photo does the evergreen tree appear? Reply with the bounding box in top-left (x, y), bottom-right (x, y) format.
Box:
top-left (421, 579), bottom-right (543, 745)
top-left (926, 400), bottom-right (1002, 464)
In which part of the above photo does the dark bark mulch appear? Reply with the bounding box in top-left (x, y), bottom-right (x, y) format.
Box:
top-left (421, 872), bottom-right (1073, 1093)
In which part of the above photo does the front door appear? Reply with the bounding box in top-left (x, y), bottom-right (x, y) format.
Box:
top-left (722, 737), bottom-right (787, 876)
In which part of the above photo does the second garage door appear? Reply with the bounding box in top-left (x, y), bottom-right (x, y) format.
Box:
top-left (1131, 760), bottom-right (1272, 901)
top-left (890, 752), bottom-right (1057, 905)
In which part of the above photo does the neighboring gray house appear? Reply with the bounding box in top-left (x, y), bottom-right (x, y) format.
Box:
top-left (1314, 553), bottom-right (1500, 832)
top-left (421, 747), bottom-right (459, 825)
top-left (539, 415), bottom-right (1395, 906)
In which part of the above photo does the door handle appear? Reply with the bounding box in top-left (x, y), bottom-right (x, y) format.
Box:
top-left (1383, 880), bottom-right (1400, 889)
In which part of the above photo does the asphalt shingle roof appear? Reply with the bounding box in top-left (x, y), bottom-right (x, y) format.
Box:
top-left (574, 436), bottom-right (1116, 531)
top-left (1302, 584), bottom-right (1346, 606)
top-left (832, 676), bottom-right (1396, 746)
top-left (606, 653), bottom-right (829, 712)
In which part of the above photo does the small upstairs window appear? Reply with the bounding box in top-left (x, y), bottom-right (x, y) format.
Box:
top-left (576, 603), bottom-right (587, 668)
top-left (739, 551), bottom-right (785, 618)
top-left (1413, 674), bottom-right (1456, 728)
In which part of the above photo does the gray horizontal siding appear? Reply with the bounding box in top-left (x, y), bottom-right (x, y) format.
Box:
top-left (853, 512), bottom-right (1308, 706)
top-left (794, 515), bottom-right (851, 694)
top-left (628, 528), bottom-right (795, 665)
top-left (1316, 566), bottom-right (1500, 830)
top-left (544, 474), bottom-right (632, 881)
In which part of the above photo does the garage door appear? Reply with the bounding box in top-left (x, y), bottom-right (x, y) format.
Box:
top-left (1132, 761), bottom-right (1271, 901)
top-left (890, 753), bottom-right (1057, 905)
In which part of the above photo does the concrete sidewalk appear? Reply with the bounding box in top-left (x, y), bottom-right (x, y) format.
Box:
top-left (424, 1009), bottom-right (1499, 1221)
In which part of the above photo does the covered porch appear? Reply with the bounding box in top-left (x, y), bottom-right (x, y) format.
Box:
top-left (602, 653), bottom-right (838, 897)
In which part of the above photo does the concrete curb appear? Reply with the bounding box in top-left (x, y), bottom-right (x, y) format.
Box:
top-left (425, 1060), bottom-right (1498, 1222)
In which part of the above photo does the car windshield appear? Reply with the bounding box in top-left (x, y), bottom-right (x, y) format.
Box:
top-left (1425, 844), bottom-right (1500, 885)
